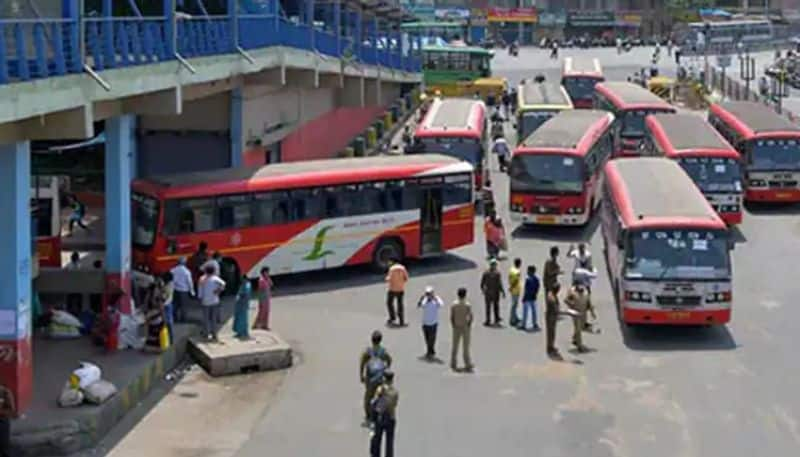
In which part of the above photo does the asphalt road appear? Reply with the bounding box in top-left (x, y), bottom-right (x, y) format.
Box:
top-left (115, 47), bottom-right (800, 457)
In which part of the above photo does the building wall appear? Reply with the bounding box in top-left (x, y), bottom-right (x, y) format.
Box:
top-left (140, 92), bottom-right (231, 132)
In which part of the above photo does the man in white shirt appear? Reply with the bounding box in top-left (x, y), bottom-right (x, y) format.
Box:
top-left (567, 243), bottom-right (595, 288)
top-left (417, 285), bottom-right (443, 360)
top-left (170, 257), bottom-right (194, 323)
top-left (491, 136), bottom-right (510, 172)
top-left (197, 265), bottom-right (226, 341)
top-left (200, 252), bottom-right (222, 277)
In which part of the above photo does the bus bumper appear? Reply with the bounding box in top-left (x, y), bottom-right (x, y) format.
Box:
top-left (623, 308), bottom-right (731, 325)
top-left (745, 188), bottom-right (800, 203)
top-left (509, 210), bottom-right (589, 226)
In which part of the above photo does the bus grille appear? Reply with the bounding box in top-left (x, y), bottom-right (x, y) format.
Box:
top-left (657, 296), bottom-right (702, 307)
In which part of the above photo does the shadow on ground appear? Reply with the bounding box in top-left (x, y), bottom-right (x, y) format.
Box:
top-left (510, 214), bottom-right (601, 243)
top-left (619, 321), bottom-right (738, 351)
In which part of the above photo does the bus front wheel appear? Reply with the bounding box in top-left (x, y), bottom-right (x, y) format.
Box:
top-left (373, 238), bottom-right (404, 272)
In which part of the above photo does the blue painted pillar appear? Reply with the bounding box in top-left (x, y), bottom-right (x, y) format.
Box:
top-left (373, 16), bottom-right (379, 65)
top-left (354, 10), bottom-right (362, 59)
top-left (62, 0), bottom-right (82, 72)
top-left (129, 116), bottom-right (138, 180)
top-left (102, 0), bottom-right (115, 68)
top-left (0, 142), bottom-right (33, 416)
top-left (308, 0), bottom-right (315, 49)
top-left (105, 116), bottom-right (134, 314)
top-left (228, 0), bottom-right (239, 49)
top-left (164, 0), bottom-right (176, 56)
top-left (334, 0), bottom-right (341, 55)
top-left (230, 88), bottom-right (244, 168)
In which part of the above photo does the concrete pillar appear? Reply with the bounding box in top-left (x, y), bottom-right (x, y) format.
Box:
top-left (105, 116), bottom-right (134, 314)
top-left (0, 141), bottom-right (33, 417)
top-left (230, 87), bottom-right (244, 168)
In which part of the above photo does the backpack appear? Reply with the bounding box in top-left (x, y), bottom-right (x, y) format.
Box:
top-left (365, 346), bottom-right (387, 384)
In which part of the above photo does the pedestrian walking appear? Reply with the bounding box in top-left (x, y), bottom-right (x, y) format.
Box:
top-left (67, 194), bottom-right (90, 235)
top-left (550, 40), bottom-right (559, 59)
top-left (161, 271), bottom-right (175, 343)
top-left (253, 267), bottom-right (273, 330)
top-left (508, 258), bottom-right (522, 327)
top-left (385, 259), bottom-right (409, 327)
top-left (144, 277), bottom-right (169, 353)
top-left (480, 258), bottom-right (505, 326)
top-left (674, 47), bottom-right (682, 65)
top-left (233, 275), bottom-right (252, 339)
top-left (417, 286), bottom-right (443, 360)
top-left (197, 264), bottom-right (225, 341)
top-left (369, 370), bottom-right (399, 457)
top-left (545, 283), bottom-right (561, 358)
top-left (501, 90), bottom-right (511, 118)
top-left (520, 266), bottom-right (541, 331)
top-left (189, 241), bottom-right (210, 283)
top-left (450, 287), bottom-right (474, 372)
top-left (616, 37), bottom-right (623, 54)
top-left (491, 135), bottom-right (510, 172)
top-left (201, 251), bottom-right (222, 277)
top-left (170, 257), bottom-right (194, 323)
top-left (566, 243), bottom-right (594, 288)
top-left (564, 282), bottom-right (595, 353)
top-left (543, 245), bottom-right (563, 294)
top-left (484, 213), bottom-right (505, 260)
top-left (360, 330), bottom-right (392, 426)
top-left (667, 39), bottom-right (674, 57)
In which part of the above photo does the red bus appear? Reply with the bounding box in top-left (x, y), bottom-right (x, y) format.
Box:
top-left (412, 98), bottom-right (487, 190)
top-left (561, 57), bottom-right (604, 109)
top-left (130, 154), bottom-right (475, 289)
top-left (643, 113), bottom-right (744, 225)
top-left (708, 101), bottom-right (800, 203)
top-left (601, 158), bottom-right (733, 326)
top-left (594, 81), bottom-right (676, 157)
top-left (509, 110), bottom-right (615, 225)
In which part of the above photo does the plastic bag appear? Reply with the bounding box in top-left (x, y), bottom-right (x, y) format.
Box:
top-left (159, 325), bottom-right (170, 350)
top-left (48, 322), bottom-right (81, 339)
top-left (52, 310), bottom-right (82, 328)
top-left (84, 380), bottom-right (117, 405)
top-left (73, 362), bottom-right (101, 389)
top-left (58, 382), bottom-right (84, 407)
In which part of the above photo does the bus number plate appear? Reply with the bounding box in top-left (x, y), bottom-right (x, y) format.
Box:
top-left (669, 311), bottom-right (691, 320)
top-left (536, 216), bottom-right (556, 224)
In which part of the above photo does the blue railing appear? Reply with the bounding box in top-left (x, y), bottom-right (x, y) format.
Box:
top-left (0, 10), bottom-right (421, 86)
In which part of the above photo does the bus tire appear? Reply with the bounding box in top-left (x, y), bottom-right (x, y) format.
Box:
top-left (220, 258), bottom-right (241, 296)
top-left (373, 238), bottom-right (404, 272)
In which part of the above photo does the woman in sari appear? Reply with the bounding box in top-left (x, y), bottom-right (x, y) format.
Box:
top-left (253, 267), bottom-right (273, 330)
top-left (233, 275), bottom-right (252, 339)
top-left (144, 279), bottom-right (167, 353)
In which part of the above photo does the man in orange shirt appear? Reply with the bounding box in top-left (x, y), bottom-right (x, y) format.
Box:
top-left (385, 258), bottom-right (409, 327)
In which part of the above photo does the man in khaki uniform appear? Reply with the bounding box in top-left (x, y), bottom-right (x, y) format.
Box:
top-left (450, 287), bottom-right (474, 372)
top-left (564, 282), bottom-right (595, 353)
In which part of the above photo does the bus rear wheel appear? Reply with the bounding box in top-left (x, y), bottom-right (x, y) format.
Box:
top-left (373, 239), bottom-right (404, 272)
top-left (220, 258), bottom-right (241, 296)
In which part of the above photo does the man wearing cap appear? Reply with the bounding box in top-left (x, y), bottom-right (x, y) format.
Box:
top-left (170, 257), bottom-right (194, 323)
top-left (417, 286), bottom-right (443, 360)
top-left (480, 259), bottom-right (506, 326)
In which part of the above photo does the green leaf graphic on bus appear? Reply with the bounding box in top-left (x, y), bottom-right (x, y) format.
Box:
top-left (303, 225), bottom-right (336, 261)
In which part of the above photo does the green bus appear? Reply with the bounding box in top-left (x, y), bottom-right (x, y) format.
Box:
top-left (400, 21), bottom-right (467, 42)
top-left (422, 45), bottom-right (502, 97)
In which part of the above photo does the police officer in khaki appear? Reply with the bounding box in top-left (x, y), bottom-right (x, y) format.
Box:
top-left (450, 287), bottom-right (474, 372)
top-left (564, 281), bottom-right (595, 353)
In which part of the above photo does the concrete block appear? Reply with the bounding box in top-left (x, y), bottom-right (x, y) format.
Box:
top-left (189, 330), bottom-right (292, 377)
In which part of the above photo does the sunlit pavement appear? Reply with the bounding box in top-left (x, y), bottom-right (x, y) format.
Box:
top-left (112, 47), bottom-right (800, 457)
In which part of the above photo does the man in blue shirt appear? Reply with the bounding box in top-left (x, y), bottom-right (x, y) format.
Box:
top-left (520, 266), bottom-right (541, 332)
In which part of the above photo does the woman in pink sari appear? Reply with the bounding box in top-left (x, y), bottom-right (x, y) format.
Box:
top-left (253, 267), bottom-right (273, 330)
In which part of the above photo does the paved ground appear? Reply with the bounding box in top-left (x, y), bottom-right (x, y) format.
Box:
top-left (107, 47), bottom-right (800, 457)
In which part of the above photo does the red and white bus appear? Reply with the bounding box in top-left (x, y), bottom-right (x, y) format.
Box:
top-left (412, 98), bottom-right (487, 190)
top-left (708, 101), bottom-right (800, 203)
top-left (594, 81), bottom-right (676, 157)
top-left (601, 158), bottom-right (733, 326)
top-left (131, 154), bottom-right (475, 288)
top-left (643, 113), bottom-right (744, 225)
top-left (561, 57), bottom-right (604, 109)
top-left (509, 110), bottom-right (615, 225)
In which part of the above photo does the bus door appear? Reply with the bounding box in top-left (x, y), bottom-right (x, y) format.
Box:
top-left (419, 182), bottom-right (443, 256)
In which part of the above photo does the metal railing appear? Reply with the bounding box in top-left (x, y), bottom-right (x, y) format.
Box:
top-left (0, 7), bottom-right (421, 86)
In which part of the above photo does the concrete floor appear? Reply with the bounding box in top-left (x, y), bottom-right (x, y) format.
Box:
top-left (107, 47), bottom-right (800, 457)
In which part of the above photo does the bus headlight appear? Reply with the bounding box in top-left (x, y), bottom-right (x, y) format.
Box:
top-left (566, 206), bottom-right (585, 214)
top-left (706, 291), bottom-right (732, 303)
top-left (510, 203), bottom-right (523, 212)
top-left (625, 291), bottom-right (652, 302)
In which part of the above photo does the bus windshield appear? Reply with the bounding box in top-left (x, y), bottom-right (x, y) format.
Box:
top-left (626, 229), bottom-right (731, 280)
top-left (750, 138), bottom-right (800, 171)
top-left (562, 77), bottom-right (597, 101)
top-left (419, 137), bottom-right (482, 165)
top-left (678, 157), bottom-right (743, 193)
top-left (132, 192), bottom-right (160, 248)
top-left (509, 154), bottom-right (584, 194)
top-left (518, 111), bottom-right (556, 140)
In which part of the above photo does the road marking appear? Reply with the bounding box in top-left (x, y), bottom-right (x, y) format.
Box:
top-left (760, 299), bottom-right (782, 310)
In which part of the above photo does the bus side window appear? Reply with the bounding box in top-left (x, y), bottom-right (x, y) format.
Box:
top-left (443, 174), bottom-right (472, 205)
top-left (291, 189), bottom-right (322, 221)
top-left (174, 198), bottom-right (214, 233)
top-left (253, 191), bottom-right (290, 226)
top-left (217, 194), bottom-right (252, 229)
top-left (362, 182), bottom-right (388, 213)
